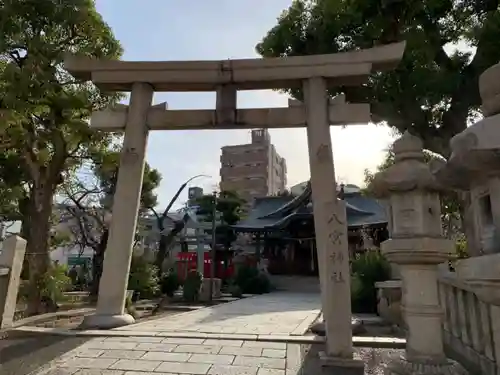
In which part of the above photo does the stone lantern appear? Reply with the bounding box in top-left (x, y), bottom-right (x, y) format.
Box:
top-left (371, 131), bottom-right (467, 374)
top-left (435, 62), bottom-right (500, 258)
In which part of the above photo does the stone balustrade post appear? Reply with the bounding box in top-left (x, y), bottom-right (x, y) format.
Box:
top-left (371, 132), bottom-right (468, 375)
top-left (0, 235), bottom-right (27, 329)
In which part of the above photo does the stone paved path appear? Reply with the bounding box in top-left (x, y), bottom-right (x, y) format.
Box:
top-left (117, 292), bottom-right (321, 336)
top-left (32, 293), bottom-right (321, 375)
top-left (36, 336), bottom-right (303, 375)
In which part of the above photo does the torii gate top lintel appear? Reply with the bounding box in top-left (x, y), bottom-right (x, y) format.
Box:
top-left (64, 41), bottom-right (406, 92)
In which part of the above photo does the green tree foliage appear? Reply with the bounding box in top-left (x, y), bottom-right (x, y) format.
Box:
top-left (196, 190), bottom-right (245, 251)
top-left (61, 150), bottom-right (161, 298)
top-left (0, 0), bottom-right (123, 313)
top-left (257, 0), bottom-right (500, 157)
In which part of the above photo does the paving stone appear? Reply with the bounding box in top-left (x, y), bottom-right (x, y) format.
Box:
top-left (73, 370), bottom-right (125, 375)
top-left (219, 346), bottom-right (263, 357)
top-left (188, 354), bottom-right (235, 364)
top-left (161, 337), bottom-right (205, 345)
top-left (285, 344), bottom-right (301, 371)
top-left (44, 369), bottom-right (80, 375)
top-left (233, 356), bottom-right (286, 370)
top-left (208, 365), bottom-right (258, 375)
top-left (242, 342), bottom-right (286, 350)
top-left (257, 369), bottom-right (285, 375)
top-left (59, 358), bottom-right (119, 370)
top-left (124, 293), bottom-right (320, 336)
top-left (203, 339), bottom-right (243, 347)
top-left (99, 350), bottom-right (146, 359)
top-left (123, 372), bottom-right (177, 375)
top-left (109, 359), bottom-right (162, 372)
top-left (104, 336), bottom-right (164, 343)
top-left (141, 351), bottom-right (191, 362)
top-left (173, 344), bottom-right (221, 354)
top-left (134, 343), bottom-right (178, 352)
top-left (262, 349), bottom-right (286, 359)
top-left (74, 349), bottom-right (104, 358)
top-left (83, 341), bottom-right (138, 351)
top-left (155, 361), bottom-right (211, 374)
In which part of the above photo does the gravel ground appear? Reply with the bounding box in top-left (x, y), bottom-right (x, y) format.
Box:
top-left (299, 343), bottom-right (405, 375)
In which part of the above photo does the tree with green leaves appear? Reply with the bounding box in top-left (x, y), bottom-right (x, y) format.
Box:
top-left (60, 149), bottom-right (161, 298)
top-left (257, 0), bottom-right (500, 157)
top-left (0, 0), bottom-right (122, 313)
top-left (196, 190), bottom-right (245, 252)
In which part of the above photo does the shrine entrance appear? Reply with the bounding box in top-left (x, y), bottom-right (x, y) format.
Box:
top-left (64, 41), bottom-right (405, 371)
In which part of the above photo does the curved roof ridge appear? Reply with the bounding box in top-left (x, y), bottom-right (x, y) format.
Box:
top-left (257, 182), bottom-right (312, 219)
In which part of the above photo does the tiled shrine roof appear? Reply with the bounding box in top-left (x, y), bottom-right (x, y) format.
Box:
top-left (231, 182), bottom-right (388, 233)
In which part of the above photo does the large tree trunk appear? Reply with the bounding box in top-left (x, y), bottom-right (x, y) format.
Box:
top-left (155, 218), bottom-right (188, 277)
top-left (155, 233), bottom-right (169, 277)
top-left (25, 186), bottom-right (54, 315)
top-left (90, 228), bottom-right (109, 300)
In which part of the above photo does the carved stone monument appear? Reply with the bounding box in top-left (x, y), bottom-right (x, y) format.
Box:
top-left (371, 132), bottom-right (468, 375)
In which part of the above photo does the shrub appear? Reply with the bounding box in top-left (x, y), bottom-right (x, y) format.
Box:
top-left (128, 256), bottom-right (160, 300)
top-left (125, 294), bottom-right (138, 319)
top-left (41, 263), bottom-right (72, 303)
top-left (160, 270), bottom-right (181, 297)
top-left (183, 270), bottom-right (203, 302)
top-left (228, 284), bottom-right (243, 298)
top-left (233, 264), bottom-right (271, 295)
top-left (350, 251), bottom-right (391, 313)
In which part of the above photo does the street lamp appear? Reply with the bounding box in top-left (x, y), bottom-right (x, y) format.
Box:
top-left (208, 191), bottom-right (218, 303)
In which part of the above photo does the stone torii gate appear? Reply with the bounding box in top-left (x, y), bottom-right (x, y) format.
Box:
top-left (64, 42), bottom-right (405, 372)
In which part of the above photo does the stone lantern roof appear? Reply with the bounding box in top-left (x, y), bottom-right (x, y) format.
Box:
top-left (434, 62), bottom-right (500, 190)
top-left (370, 131), bottom-right (442, 198)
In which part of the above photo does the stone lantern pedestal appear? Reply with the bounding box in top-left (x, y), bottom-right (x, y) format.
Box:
top-left (371, 132), bottom-right (468, 375)
top-left (382, 237), bottom-right (467, 375)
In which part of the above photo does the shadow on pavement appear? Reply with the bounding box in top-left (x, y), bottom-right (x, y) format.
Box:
top-left (0, 331), bottom-right (90, 375)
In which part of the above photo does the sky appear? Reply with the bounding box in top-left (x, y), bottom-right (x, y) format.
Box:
top-left (94, 0), bottom-right (395, 209)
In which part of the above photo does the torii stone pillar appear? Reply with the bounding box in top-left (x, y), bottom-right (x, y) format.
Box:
top-left (304, 77), bottom-right (363, 373)
top-left (83, 82), bottom-right (154, 328)
top-left (371, 132), bottom-right (467, 375)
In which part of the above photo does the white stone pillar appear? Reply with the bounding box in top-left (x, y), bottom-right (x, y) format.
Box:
top-left (0, 235), bottom-right (27, 329)
top-left (372, 132), bottom-right (468, 375)
top-left (304, 77), bottom-right (363, 373)
top-left (83, 82), bottom-right (154, 329)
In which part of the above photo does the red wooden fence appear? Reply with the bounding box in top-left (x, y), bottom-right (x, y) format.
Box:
top-left (176, 252), bottom-right (234, 281)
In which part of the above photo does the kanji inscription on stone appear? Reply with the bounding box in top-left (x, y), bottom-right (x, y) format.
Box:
top-left (328, 229), bottom-right (343, 245)
top-left (122, 147), bottom-right (139, 164)
top-left (329, 251), bottom-right (344, 264)
top-left (316, 143), bottom-right (332, 163)
top-left (331, 271), bottom-right (345, 283)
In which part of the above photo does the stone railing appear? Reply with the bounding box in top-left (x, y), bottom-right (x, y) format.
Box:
top-left (438, 262), bottom-right (500, 375)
